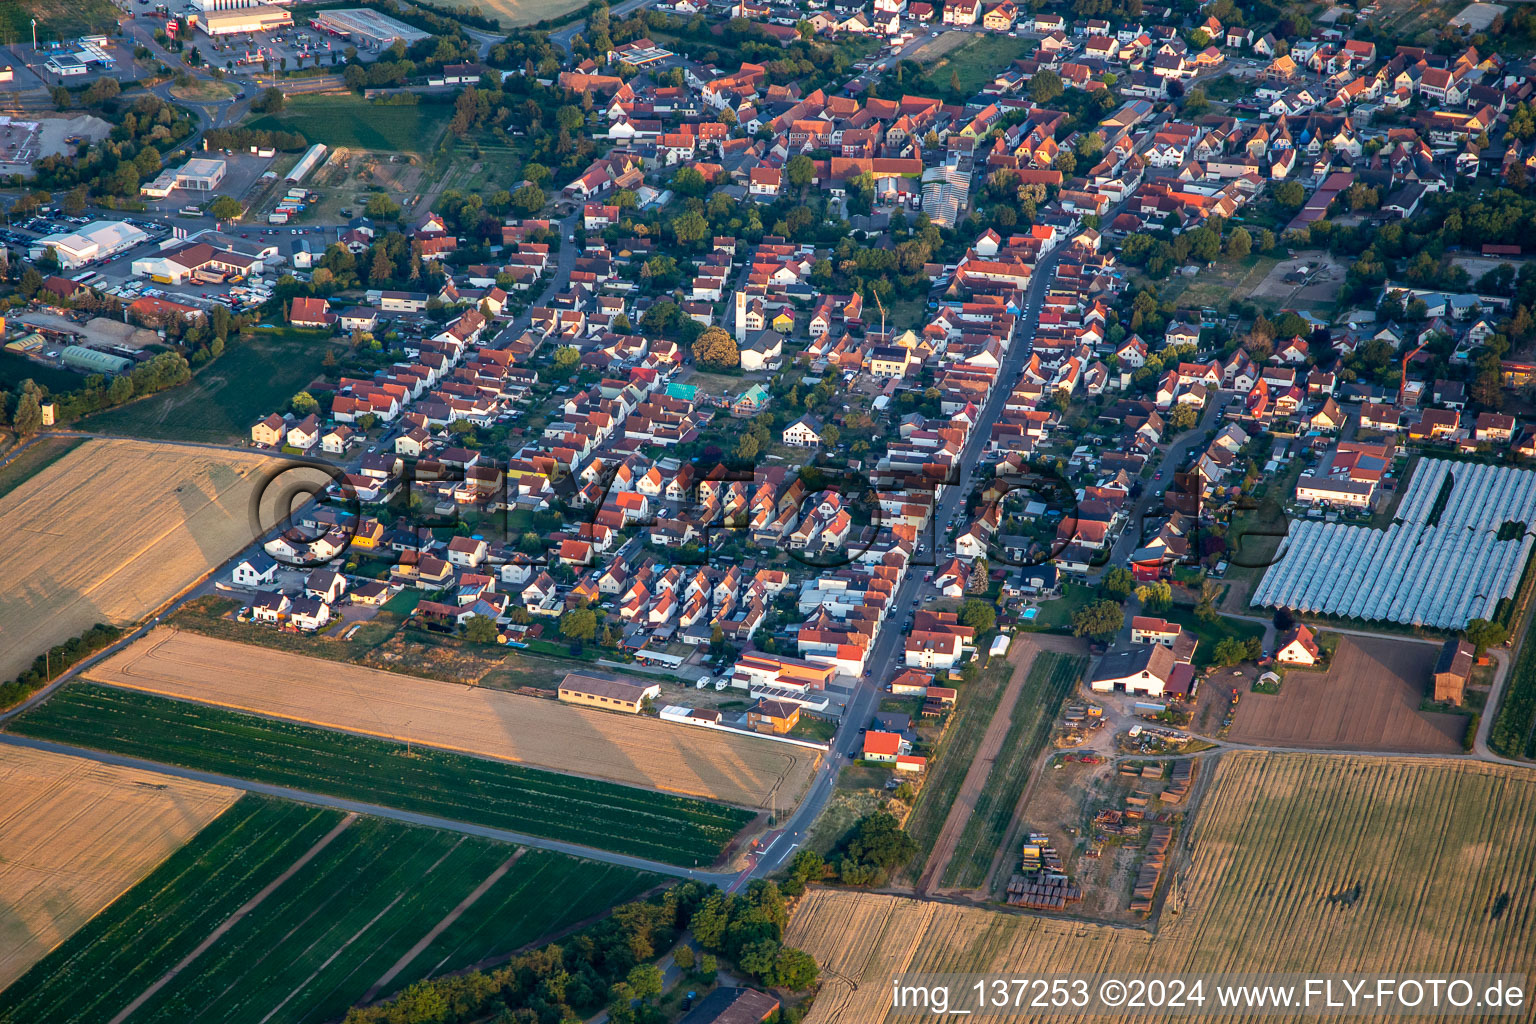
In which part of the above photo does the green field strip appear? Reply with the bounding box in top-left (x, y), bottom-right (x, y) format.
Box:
top-left (9, 684), bottom-right (753, 865)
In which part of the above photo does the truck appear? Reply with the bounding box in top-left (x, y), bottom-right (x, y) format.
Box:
top-left (268, 212), bottom-right (289, 225)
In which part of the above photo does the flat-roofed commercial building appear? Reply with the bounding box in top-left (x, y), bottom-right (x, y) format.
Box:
top-left (199, 3), bottom-right (293, 36)
top-left (30, 220), bottom-right (149, 268)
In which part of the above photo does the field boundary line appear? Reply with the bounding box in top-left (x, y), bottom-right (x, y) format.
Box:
top-left (917, 640), bottom-right (1039, 894)
top-left (105, 812), bottom-right (359, 1024)
top-left (361, 848), bottom-right (527, 1003)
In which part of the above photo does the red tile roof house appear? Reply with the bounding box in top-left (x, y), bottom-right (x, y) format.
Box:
top-left (289, 296), bottom-right (336, 328)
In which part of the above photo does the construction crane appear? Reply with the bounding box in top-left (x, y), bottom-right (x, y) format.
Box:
top-left (1398, 338), bottom-right (1430, 407)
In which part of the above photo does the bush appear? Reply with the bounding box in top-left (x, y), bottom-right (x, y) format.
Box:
top-left (0, 623), bottom-right (122, 710)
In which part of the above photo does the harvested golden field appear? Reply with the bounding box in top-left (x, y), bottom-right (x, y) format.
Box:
top-left (439, 0), bottom-right (584, 26)
top-left (0, 744), bottom-right (238, 989)
top-left (87, 628), bottom-right (820, 809)
top-left (0, 439), bottom-right (282, 681)
top-left (790, 753), bottom-right (1536, 1023)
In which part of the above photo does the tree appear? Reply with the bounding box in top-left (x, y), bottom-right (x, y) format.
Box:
top-left (251, 86), bottom-right (285, 113)
top-left (671, 209), bottom-right (707, 245)
top-left (958, 597), bottom-right (995, 634)
top-left (1029, 69), bottom-right (1063, 104)
top-left (819, 423), bottom-right (840, 446)
top-left (785, 153), bottom-right (814, 189)
top-left (560, 607), bottom-right (597, 642)
top-left (12, 390), bottom-right (42, 436)
top-left (1102, 566), bottom-right (1134, 600)
top-left (966, 557), bottom-right (989, 594)
top-left (773, 947), bottom-right (820, 990)
top-left (208, 195), bottom-right (243, 221)
top-left (462, 614), bottom-right (499, 644)
top-left (289, 390), bottom-right (319, 415)
top-left (1072, 599), bottom-right (1125, 641)
top-left (1226, 226), bottom-right (1252, 259)
top-left (839, 811), bottom-right (916, 884)
top-left (343, 63), bottom-right (367, 92)
top-left (1211, 636), bottom-right (1248, 667)
top-left (735, 432), bottom-right (759, 460)
top-left (511, 183), bottom-right (545, 215)
top-left (1273, 180), bottom-right (1306, 211)
top-left (692, 326), bottom-right (739, 370)
top-left (673, 945), bottom-right (696, 972)
top-left (364, 194), bottom-right (400, 220)
top-left (552, 345), bottom-right (580, 374)
top-left (1168, 402), bottom-right (1198, 431)
top-left (1135, 580), bottom-right (1173, 613)
top-left (626, 964), bottom-right (663, 1002)
top-left (1464, 618), bottom-right (1508, 657)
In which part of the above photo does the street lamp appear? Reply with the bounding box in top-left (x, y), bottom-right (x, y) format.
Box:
top-left (30, 18), bottom-right (36, 53)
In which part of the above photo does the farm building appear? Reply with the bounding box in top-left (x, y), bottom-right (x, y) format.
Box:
top-left (1090, 645), bottom-right (1175, 697)
top-left (557, 672), bottom-right (660, 714)
top-left (1432, 638), bottom-right (1474, 706)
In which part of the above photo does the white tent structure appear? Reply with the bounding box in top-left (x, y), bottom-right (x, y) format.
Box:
top-left (1252, 459), bottom-right (1536, 629)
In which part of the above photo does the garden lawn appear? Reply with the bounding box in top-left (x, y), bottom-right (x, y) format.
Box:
top-left (76, 328), bottom-right (336, 443)
top-left (10, 684), bottom-right (755, 866)
top-left (245, 95), bottom-right (451, 154)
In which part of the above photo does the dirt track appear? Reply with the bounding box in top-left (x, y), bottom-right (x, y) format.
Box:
top-left (1229, 635), bottom-right (1466, 753)
top-left (86, 628), bottom-right (820, 809)
top-left (916, 638), bottom-right (1039, 893)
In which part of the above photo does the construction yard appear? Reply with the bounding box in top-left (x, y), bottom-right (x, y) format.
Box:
top-left (84, 628), bottom-right (818, 811)
top-left (0, 439), bottom-right (285, 683)
top-left (0, 745), bottom-right (238, 990)
top-left (1227, 635), bottom-right (1467, 753)
top-left (789, 753), bottom-right (1536, 1023)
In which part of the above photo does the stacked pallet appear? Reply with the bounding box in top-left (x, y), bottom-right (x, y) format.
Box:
top-left (1006, 873), bottom-right (1083, 910)
top-left (1163, 760), bottom-right (1197, 805)
top-left (1130, 826), bottom-right (1175, 914)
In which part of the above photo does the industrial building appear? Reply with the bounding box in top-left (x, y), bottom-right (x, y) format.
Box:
top-left (60, 345), bottom-right (132, 375)
top-left (309, 8), bottom-right (429, 48)
top-left (30, 220), bottom-right (149, 269)
top-left (131, 240), bottom-right (261, 286)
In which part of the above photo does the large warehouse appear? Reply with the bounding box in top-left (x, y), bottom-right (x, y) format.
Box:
top-left (30, 221), bottom-right (149, 269)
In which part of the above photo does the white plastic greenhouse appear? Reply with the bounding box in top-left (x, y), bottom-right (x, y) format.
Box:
top-left (1251, 459), bottom-right (1536, 629)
